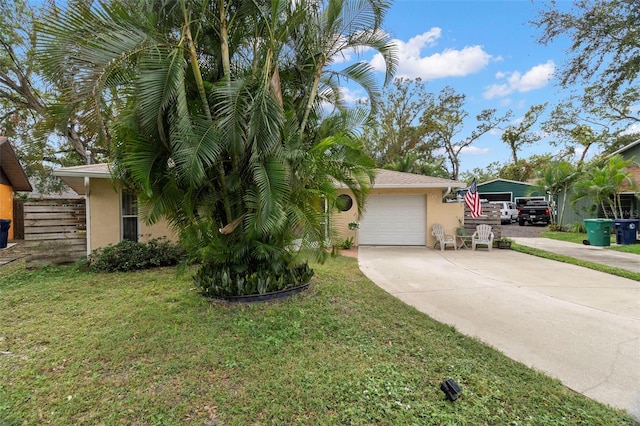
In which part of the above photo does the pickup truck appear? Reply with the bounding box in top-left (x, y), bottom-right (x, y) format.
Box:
top-left (518, 201), bottom-right (551, 226)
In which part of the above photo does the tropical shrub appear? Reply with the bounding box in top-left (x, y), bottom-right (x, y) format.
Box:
top-left (339, 237), bottom-right (355, 250)
top-left (195, 260), bottom-right (314, 298)
top-left (570, 221), bottom-right (587, 233)
top-left (87, 238), bottom-right (185, 272)
top-left (572, 155), bottom-right (636, 219)
top-left (38, 0), bottom-right (397, 297)
top-left (548, 223), bottom-right (564, 232)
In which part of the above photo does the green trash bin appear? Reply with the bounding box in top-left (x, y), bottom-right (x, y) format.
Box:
top-left (584, 218), bottom-right (613, 247)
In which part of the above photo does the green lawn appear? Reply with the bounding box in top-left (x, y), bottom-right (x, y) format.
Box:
top-left (0, 258), bottom-right (637, 425)
top-left (540, 231), bottom-right (589, 245)
top-left (542, 231), bottom-right (640, 254)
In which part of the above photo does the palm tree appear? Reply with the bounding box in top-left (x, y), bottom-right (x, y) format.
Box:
top-left (572, 155), bottom-right (636, 219)
top-left (37, 0), bottom-right (397, 296)
top-left (531, 160), bottom-right (577, 227)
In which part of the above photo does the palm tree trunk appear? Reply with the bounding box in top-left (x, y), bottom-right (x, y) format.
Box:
top-left (299, 67), bottom-right (323, 137)
top-left (219, 0), bottom-right (231, 79)
top-left (182, 0), bottom-right (233, 221)
top-left (617, 192), bottom-right (624, 218)
top-left (181, 2), bottom-right (212, 122)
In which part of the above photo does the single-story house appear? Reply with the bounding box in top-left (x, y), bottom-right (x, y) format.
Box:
top-left (608, 139), bottom-right (640, 218)
top-left (53, 163), bottom-right (175, 255)
top-left (0, 136), bottom-right (33, 240)
top-left (475, 178), bottom-right (546, 206)
top-left (54, 164), bottom-right (465, 252)
top-left (334, 169), bottom-right (465, 247)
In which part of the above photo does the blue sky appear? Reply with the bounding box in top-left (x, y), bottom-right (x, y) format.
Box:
top-left (342, 0), bottom-right (575, 175)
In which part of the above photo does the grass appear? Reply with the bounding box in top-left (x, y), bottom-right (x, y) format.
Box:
top-left (542, 231), bottom-right (640, 255)
top-left (540, 231), bottom-right (589, 245)
top-left (1, 258), bottom-right (637, 425)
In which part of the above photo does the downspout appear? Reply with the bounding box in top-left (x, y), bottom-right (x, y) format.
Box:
top-left (443, 186), bottom-right (452, 200)
top-left (84, 176), bottom-right (91, 256)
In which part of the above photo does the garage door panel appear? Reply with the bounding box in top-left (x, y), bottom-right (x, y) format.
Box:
top-left (359, 195), bottom-right (425, 245)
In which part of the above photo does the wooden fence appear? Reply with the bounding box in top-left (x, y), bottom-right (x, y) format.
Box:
top-left (24, 199), bottom-right (86, 269)
top-left (464, 202), bottom-right (502, 238)
top-left (11, 198), bottom-right (24, 239)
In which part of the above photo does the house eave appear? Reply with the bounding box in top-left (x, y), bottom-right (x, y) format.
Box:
top-left (477, 178), bottom-right (535, 187)
top-left (608, 138), bottom-right (640, 158)
top-left (335, 182), bottom-right (466, 190)
top-left (0, 136), bottom-right (33, 192)
top-left (53, 163), bottom-right (112, 195)
top-left (372, 183), bottom-right (466, 189)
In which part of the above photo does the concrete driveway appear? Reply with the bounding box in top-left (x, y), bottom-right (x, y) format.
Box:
top-left (358, 246), bottom-right (640, 420)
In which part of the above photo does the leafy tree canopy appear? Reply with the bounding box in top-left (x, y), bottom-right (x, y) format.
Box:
top-left (534, 0), bottom-right (640, 125)
top-left (421, 86), bottom-right (511, 181)
top-left (361, 77), bottom-right (447, 176)
top-left (1, 0), bottom-right (109, 193)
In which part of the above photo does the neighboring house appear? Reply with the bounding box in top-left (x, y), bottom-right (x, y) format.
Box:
top-left (55, 165), bottom-right (465, 251)
top-left (558, 140), bottom-right (640, 227)
top-left (334, 169), bottom-right (465, 247)
top-left (53, 163), bottom-right (175, 255)
top-left (0, 137), bottom-right (33, 240)
top-left (608, 139), bottom-right (640, 218)
top-left (475, 178), bottom-right (546, 206)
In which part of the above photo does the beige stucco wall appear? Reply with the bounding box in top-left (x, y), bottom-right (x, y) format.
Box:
top-left (88, 178), bottom-right (177, 251)
top-left (333, 188), bottom-right (464, 247)
top-left (332, 189), bottom-right (360, 246)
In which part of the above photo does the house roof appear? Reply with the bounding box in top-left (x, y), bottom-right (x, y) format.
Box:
top-left (53, 163), bottom-right (112, 195)
top-left (371, 169), bottom-right (465, 189)
top-left (0, 136), bottom-right (32, 191)
top-left (54, 164), bottom-right (465, 194)
top-left (608, 138), bottom-right (640, 158)
top-left (477, 178), bottom-right (534, 187)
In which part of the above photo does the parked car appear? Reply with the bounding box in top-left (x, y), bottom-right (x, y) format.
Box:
top-left (490, 201), bottom-right (518, 224)
top-left (518, 200), bottom-right (551, 226)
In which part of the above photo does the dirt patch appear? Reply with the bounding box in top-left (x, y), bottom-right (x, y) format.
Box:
top-left (338, 247), bottom-right (358, 258)
top-left (0, 240), bottom-right (27, 266)
top-left (1, 240), bottom-right (27, 256)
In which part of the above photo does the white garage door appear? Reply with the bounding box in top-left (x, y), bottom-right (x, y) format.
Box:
top-left (359, 194), bottom-right (426, 245)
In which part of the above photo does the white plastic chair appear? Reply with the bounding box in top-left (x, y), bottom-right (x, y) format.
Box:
top-left (432, 224), bottom-right (457, 251)
top-left (472, 224), bottom-right (494, 251)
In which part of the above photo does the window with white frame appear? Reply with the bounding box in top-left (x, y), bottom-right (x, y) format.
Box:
top-left (121, 189), bottom-right (138, 242)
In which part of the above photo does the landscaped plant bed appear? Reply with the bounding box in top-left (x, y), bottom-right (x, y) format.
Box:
top-left (211, 283), bottom-right (311, 304)
top-left (495, 238), bottom-right (513, 249)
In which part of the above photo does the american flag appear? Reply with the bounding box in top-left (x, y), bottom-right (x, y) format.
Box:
top-left (464, 178), bottom-right (482, 218)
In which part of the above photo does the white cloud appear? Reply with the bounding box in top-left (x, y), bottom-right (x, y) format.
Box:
top-left (483, 61), bottom-right (555, 99)
top-left (370, 28), bottom-right (492, 80)
top-left (460, 145), bottom-right (490, 155)
top-left (339, 86), bottom-right (368, 104)
top-left (621, 123), bottom-right (640, 136)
